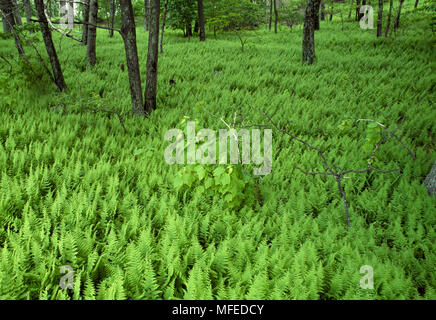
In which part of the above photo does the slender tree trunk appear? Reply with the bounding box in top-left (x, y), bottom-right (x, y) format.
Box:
top-left (414, 0), bottom-right (419, 8)
top-left (193, 20), bottom-right (198, 33)
top-left (144, 0), bottom-right (150, 31)
top-left (273, 0), bottom-right (278, 34)
top-left (12, 0), bottom-right (21, 25)
top-left (269, 0), bottom-right (272, 30)
top-left (119, 0), bottom-right (144, 115)
top-left (314, 0), bottom-right (321, 30)
top-left (145, 0), bottom-right (160, 114)
top-left (394, 0), bottom-right (405, 30)
top-left (0, 0), bottom-right (24, 54)
top-left (321, 1), bottom-right (325, 21)
top-left (109, 0), bottom-right (115, 38)
top-left (356, 0), bottom-right (361, 21)
top-left (348, 0), bottom-right (352, 19)
top-left (186, 20), bottom-right (192, 40)
top-left (385, 0), bottom-right (393, 37)
top-left (160, 0), bottom-right (168, 53)
top-left (302, 0), bottom-right (316, 65)
top-left (34, 0), bottom-right (66, 91)
top-left (82, 0), bottom-right (90, 45)
top-left (87, 0), bottom-right (98, 66)
top-left (330, 4), bottom-right (333, 21)
top-left (23, 0), bottom-right (32, 25)
top-left (377, 0), bottom-right (383, 37)
top-left (197, 0), bottom-right (205, 41)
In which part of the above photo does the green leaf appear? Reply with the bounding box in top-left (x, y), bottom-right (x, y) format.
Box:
top-left (195, 166), bottom-right (206, 180)
top-left (213, 167), bottom-right (226, 177)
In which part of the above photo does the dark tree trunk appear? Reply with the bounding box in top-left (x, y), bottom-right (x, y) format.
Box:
top-left (0, 0), bottom-right (24, 55)
top-left (330, 4), bottom-right (333, 21)
top-left (394, 0), bottom-right (405, 30)
top-left (120, 0), bottom-right (144, 115)
top-left (321, 1), bottom-right (325, 21)
top-left (144, 0), bottom-right (150, 31)
top-left (82, 0), bottom-right (90, 45)
top-left (193, 20), bottom-right (198, 33)
top-left (145, 0), bottom-right (160, 114)
top-left (186, 20), bottom-right (192, 39)
top-left (160, 0), bottom-right (168, 53)
top-left (197, 0), bottom-right (205, 41)
top-left (415, 0), bottom-right (419, 8)
top-left (302, 0), bottom-right (316, 65)
top-left (314, 0), bottom-right (321, 30)
top-left (12, 0), bottom-right (21, 26)
top-left (34, 0), bottom-right (67, 91)
top-left (269, 0), bottom-right (272, 30)
top-left (87, 0), bottom-right (98, 66)
top-left (23, 0), bottom-right (32, 25)
top-left (377, 0), bottom-right (383, 37)
top-left (273, 0), bottom-right (278, 34)
top-left (385, 0), bottom-right (393, 37)
top-left (356, 0), bottom-right (361, 21)
top-left (109, 0), bottom-right (115, 38)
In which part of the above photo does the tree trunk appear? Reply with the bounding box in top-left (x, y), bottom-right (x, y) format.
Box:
top-left (385, 0), bottom-right (393, 37)
top-left (273, 0), bottom-right (278, 34)
top-left (34, 0), bottom-right (67, 91)
top-left (144, 0), bottom-right (150, 31)
top-left (12, 0), bottom-right (21, 26)
top-left (314, 0), bottom-right (321, 30)
top-left (0, 0), bottom-right (24, 55)
top-left (394, 0), bottom-right (405, 30)
top-left (356, 0), bottom-right (361, 21)
top-left (82, 0), bottom-right (90, 45)
top-left (302, 0), bottom-right (316, 65)
top-left (119, 0), bottom-right (144, 115)
top-left (424, 160), bottom-right (436, 196)
top-left (321, 1), bottom-right (325, 21)
top-left (144, 0), bottom-right (160, 114)
top-left (23, 0), bottom-right (32, 25)
top-left (186, 20), bottom-right (192, 40)
top-left (377, 0), bottom-right (383, 37)
top-left (415, 0), bottom-right (419, 8)
top-left (330, 4), bottom-right (333, 21)
top-left (160, 0), bottom-right (168, 53)
top-left (87, 0), bottom-right (98, 66)
top-left (109, 0), bottom-right (115, 38)
top-left (197, 0), bottom-right (205, 41)
top-left (269, 0), bottom-right (272, 30)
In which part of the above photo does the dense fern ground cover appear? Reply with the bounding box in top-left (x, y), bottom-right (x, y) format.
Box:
top-left (0, 9), bottom-right (435, 299)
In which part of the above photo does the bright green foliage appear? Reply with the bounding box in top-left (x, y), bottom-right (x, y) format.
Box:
top-left (0, 7), bottom-right (435, 300)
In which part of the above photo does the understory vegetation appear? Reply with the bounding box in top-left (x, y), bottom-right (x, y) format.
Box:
top-left (0, 7), bottom-right (435, 299)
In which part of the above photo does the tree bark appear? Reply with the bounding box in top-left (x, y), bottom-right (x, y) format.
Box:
top-left (385, 0), bottom-right (393, 37)
top-left (0, 0), bottom-right (24, 55)
top-left (160, 0), bottom-right (168, 53)
top-left (377, 0), bottom-right (383, 37)
top-left (82, 0), bottom-right (90, 45)
top-left (197, 0), bottom-right (205, 41)
top-left (273, 0), bottom-right (278, 34)
top-left (321, 1), bottom-right (325, 21)
top-left (119, 0), bottom-right (144, 115)
top-left (302, 0), bottom-right (316, 65)
top-left (314, 0), bottom-right (321, 30)
top-left (394, 0), bottom-right (405, 30)
top-left (144, 0), bottom-right (160, 114)
top-left (12, 0), bottom-right (21, 26)
top-left (356, 0), bottom-right (361, 21)
top-left (87, 0), bottom-right (98, 66)
top-left (186, 20), bottom-right (192, 39)
top-left (414, 0), bottom-right (419, 8)
top-left (34, 0), bottom-right (67, 91)
top-left (269, 0), bottom-right (272, 30)
top-left (144, 0), bottom-right (150, 31)
top-left (330, 3), bottom-right (333, 21)
top-left (109, 0), bottom-right (115, 38)
top-left (23, 0), bottom-right (32, 25)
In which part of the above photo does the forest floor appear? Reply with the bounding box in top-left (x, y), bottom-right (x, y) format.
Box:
top-left (0, 11), bottom-right (435, 299)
